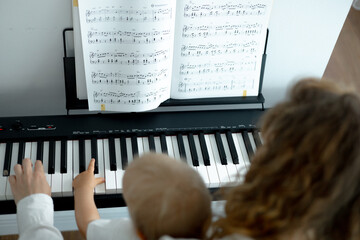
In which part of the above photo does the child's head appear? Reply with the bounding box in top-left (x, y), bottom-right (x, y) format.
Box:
top-left (123, 153), bottom-right (211, 240)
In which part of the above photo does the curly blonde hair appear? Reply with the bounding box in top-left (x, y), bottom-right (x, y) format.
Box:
top-left (210, 79), bottom-right (360, 240)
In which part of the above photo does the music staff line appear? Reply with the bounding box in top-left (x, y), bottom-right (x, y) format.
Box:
top-left (91, 69), bottom-right (169, 86)
top-left (85, 8), bottom-right (172, 23)
top-left (183, 3), bottom-right (267, 18)
top-left (182, 23), bottom-right (263, 38)
top-left (87, 30), bottom-right (171, 45)
top-left (89, 49), bottom-right (169, 65)
top-left (177, 78), bottom-right (253, 93)
top-left (179, 61), bottom-right (257, 76)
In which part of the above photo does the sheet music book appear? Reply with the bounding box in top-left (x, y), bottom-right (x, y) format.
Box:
top-left (77, 0), bottom-right (273, 112)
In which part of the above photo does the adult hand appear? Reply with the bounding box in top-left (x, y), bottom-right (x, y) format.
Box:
top-left (9, 158), bottom-right (51, 205)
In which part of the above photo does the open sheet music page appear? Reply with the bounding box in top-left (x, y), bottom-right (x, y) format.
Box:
top-left (171, 0), bottom-right (273, 99)
top-left (78, 0), bottom-right (176, 112)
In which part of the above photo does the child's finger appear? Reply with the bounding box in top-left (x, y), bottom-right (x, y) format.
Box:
top-left (94, 177), bottom-right (105, 186)
top-left (87, 158), bottom-right (95, 172)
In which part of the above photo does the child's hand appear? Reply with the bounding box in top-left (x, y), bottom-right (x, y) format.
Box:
top-left (73, 159), bottom-right (105, 193)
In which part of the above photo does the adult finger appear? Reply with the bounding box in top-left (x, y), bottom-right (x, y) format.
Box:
top-left (87, 158), bottom-right (95, 172)
top-left (8, 175), bottom-right (16, 186)
top-left (34, 160), bottom-right (45, 173)
top-left (22, 158), bottom-right (32, 176)
top-left (14, 164), bottom-right (23, 178)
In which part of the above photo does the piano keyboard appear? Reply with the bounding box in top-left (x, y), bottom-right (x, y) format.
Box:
top-left (0, 109), bottom-right (264, 213)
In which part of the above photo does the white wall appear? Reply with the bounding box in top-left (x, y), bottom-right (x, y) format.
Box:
top-left (0, 0), bottom-right (353, 117)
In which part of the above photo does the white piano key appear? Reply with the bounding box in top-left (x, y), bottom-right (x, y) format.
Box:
top-left (6, 143), bottom-right (19, 200)
top-left (259, 132), bottom-right (264, 144)
top-left (30, 142), bottom-right (37, 165)
top-left (51, 141), bottom-right (62, 197)
top-left (203, 135), bottom-right (221, 188)
top-left (165, 136), bottom-right (174, 158)
top-left (24, 142), bottom-right (32, 159)
top-left (0, 143), bottom-right (7, 200)
top-left (43, 141), bottom-right (52, 187)
top-left (182, 135), bottom-right (198, 172)
top-left (209, 135), bottom-right (230, 185)
top-left (171, 136), bottom-right (181, 161)
top-left (235, 133), bottom-right (251, 168)
top-left (73, 140), bottom-right (80, 180)
top-left (95, 139), bottom-right (106, 195)
top-left (137, 137), bottom-right (144, 157)
top-left (154, 136), bottom-right (162, 154)
top-left (85, 139), bottom-right (92, 168)
top-left (126, 138), bottom-right (133, 165)
top-left (220, 133), bottom-right (240, 184)
top-left (248, 132), bottom-right (257, 152)
top-left (230, 133), bottom-right (247, 181)
top-left (103, 139), bottom-right (117, 194)
top-left (142, 137), bottom-right (150, 153)
top-left (114, 138), bottom-right (124, 193)
top-left (62, 140), bottom-right (73, 196)
top-left (193, 135), bottom-right (211, 188)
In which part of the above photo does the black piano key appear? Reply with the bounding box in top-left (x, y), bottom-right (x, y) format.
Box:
top-left (199, 133), bottom-right (210, 166)
top-left (120, 136), bottom-right (128, 170)
top-left (17, 141), bottom-right (25, 164)
top-left (253, 130), bottom-right (263, 148)
top-left (36, 140), bottom-right (44, 162)
top-left (60, 140), bottom-right (67, 173)
top-left (177, 133), bottom-right (186, 160)
top-left (226, 131), bottom-right (239, 164)
top-left (108, 137), bottom-right (117, 171)
top-left (48, 140), bottom-right (55, 174)
top-left (242, 131), bottom-right (254, 160)
top-left (3, 142), bottom-right (12, 176)
top-left (131, 136), bottom-right (138, 157)
top-left (148, 135), bottom-right (155, 151)
top-left (91, 138), bottom-right (98, 174)
top-left (188, 133), bottom-right (199, 166)
top-left (215, 132), bottom-right (227, 165)
top-left (160, 134), bottom-right (168, 154)
top-left (79, 139), bottom-right (86, 173)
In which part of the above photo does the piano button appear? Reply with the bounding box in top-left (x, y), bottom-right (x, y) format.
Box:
top-left (215, 132), bottom-right (227, 165)
top-left (226, 131), bottom-right (239, 164)
top-left (17, 141), bottom-right (25, 164)
top-left (203, 135), bottom-right (221, 188)
top-left (193, 135), bottom-right (210, 187)
top-left (91, 138), bottom-right (98, 174)
top-left (182, 135), bottom-right (197, 171)
top-left (235, 133), bottom-right (251, 169)
top-left (3, 142), bottom-right (12, 176)
top-left (209, 134), bottom-right (230, 185)
top-left (242, 131), bottom-right (254, 160)
top-left (108, 137), bottom-right (117, 171)
top-left (120, 136), bottom-right (128, 170)
top-left (160, 134), bottom-right (168, 154)
top-left (36, 140), bottom-right (44, 162)
top-left (142, 137), bottom-right (150, 153)
top-left (177, 133), bottom-right (186, 160)
top-left (154, 136), bottom-right (162, 154)
top-left (62, 140), bottom-right (73, 196)
top-left (147, 135), bottom-right (155, 152)
top-left (79, 139), bottom-right (86, 173)
top-left (85, 139), bottom-right (92, 171)
top-left (131, 136), bottom-right (138, 157)
top-left (253, 130), bottom-right (263, 148)
top-left (126, 137), bottom-right (133, 165)
top-left (220, 133), bottom-right (239, 183)
top-left (187, 133), bottom-right (199, 166)
top-left (48, 140), bottom-right (55, 174)
top-left (51, 141), bottom-right (62, 197)
top-left (103, 139), bottom-right (117, 194)
top-left (137, 137), bottom-right (144, 157)
top-left (248, 132), bottom-right (257, 152)
top-left (171, 135), bottom-right (181, 161)
top-left (165, 136), bottom-right (174, 158)
top-left (199, 133), bottom-right (210, 166)
top-left (72, 140), bottom-right (80, 181)
top-left (30, 141), bottom-right (37, 165)
top-left (94, 139), bottom-right (105, 195)
top-left (0, 143), bottom-right (7, 200)
top-left (42, 141), bottom-right (52, 188)
top-left (24, 142), bottom-right (32, 159)
top-left (60, 140), bottom-right (67, 173)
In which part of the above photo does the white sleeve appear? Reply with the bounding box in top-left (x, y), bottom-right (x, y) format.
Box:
top-left (87, 218), bottom-right (140, 240)
top-left (17, 193), bottom-right (63, 240)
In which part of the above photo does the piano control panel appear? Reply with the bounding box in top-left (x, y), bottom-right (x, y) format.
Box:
top-left (0, 109), bottom-right (264, 214)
